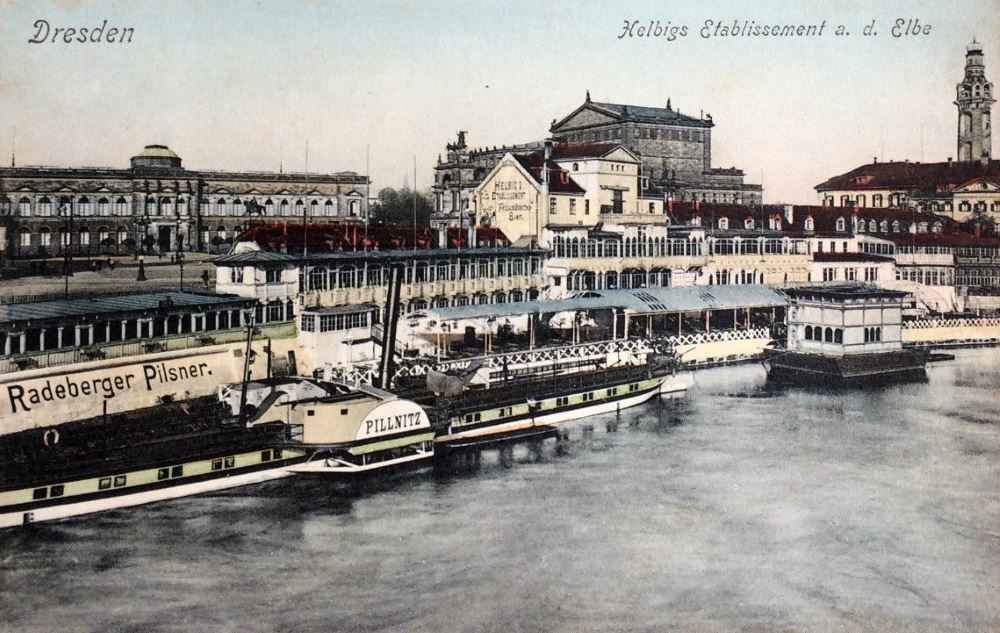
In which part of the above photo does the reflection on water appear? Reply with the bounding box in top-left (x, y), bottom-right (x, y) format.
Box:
top-left (2, 350), bottom-right (999, 633)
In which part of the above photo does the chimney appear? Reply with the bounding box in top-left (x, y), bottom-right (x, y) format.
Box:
top-left (542, 140), bottom-right (553, 189)
top-left (873, 156), bottom-right (877, 164)
top-left (784, 204), bottom-right (794, 224)
top-left (948, 157), bottom-right (953, 167)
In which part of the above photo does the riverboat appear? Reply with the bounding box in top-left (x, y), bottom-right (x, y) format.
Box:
top-left (429, 362), bottom-right (674, 451)
top-left (220, 377), bottom-right (435, 477)
top-left (0, 396), bottom-right (307, 528)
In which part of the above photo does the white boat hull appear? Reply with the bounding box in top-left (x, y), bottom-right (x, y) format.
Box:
top-left (3, 467), bottom-right (294, 529)
top-left (438, 380), bottom-right (665, 443)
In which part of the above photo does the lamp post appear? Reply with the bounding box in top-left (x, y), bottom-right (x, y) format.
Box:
top-left (58, 202), bottom-right (73, 299)
top-left (137, 255), bottom-right (147, 282)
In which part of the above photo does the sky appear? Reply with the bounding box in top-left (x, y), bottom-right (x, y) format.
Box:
top-left (1, 0), bottom-right (998, 203)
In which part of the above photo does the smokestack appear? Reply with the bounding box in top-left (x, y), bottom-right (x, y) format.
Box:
top-left (543, 140), bottom-right (553, 189)
top-left (378, 264), bottom-right (404, 390)
top-left (784, 204), bottom-right (794, 224)
top-left (948, 157), bottom-right (953, 167)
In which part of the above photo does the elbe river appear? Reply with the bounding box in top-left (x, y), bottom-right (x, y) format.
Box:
top-left (2, 349), bottom-right (998, 632)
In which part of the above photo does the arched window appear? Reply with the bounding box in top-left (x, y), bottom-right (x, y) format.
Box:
top-left (231, 198), bottom-right (241, 217)
top-left (97, 198), bottom-right (109, 215)
top-left (572, 163), bottom-right (579, 172)
top-left (824, 327), bottom-right (833, 343)
top-left (18, 197), bottom-right (31, 215)
top-left (265, 199), bottom-right (275, 214)
top-left (97, 226), bottom-right (110, 245)
top-left (18, 227), bottom-right (31, 248)
top-left (79, 227), bottom-right (91, 246)
top-left (324, 200), bottom-right (334, 216)
top-left (857, 221), bottom-right (865, 233)
top-left (39, 226), bottom-right (52, 246)
top-left (805, 325), bottom-right (813, 340)
top-left (77, 196), bottom-right (91, 216)
top-left (744, 217), bottom-right (754, 230)
top-left (115, 197), bottom-right (128, 216)
top-left (869, 219), bottom-right (877, 232)
top-left (37, 196), bottom-right (52, 216)
top-left (117, 226), bottom-right (128, 244)
top-left (864, 328), bottom-right (870, 343)
top-left (216, 198), bottom-right (228, 215)
top-left (718, 217), bottom-right (729, 230)
top-left (834, 329), bottom-right (843, 344)
top-left (835, 217), bottom-right (846, 232)
top-left (880, 220), bottom-right (889, 233)
top-left (804, 216), bottom-right (814, 231)
top-left (0, 196), bottom-right (9, 214)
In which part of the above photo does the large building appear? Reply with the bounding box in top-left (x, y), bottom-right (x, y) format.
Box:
top-left (431, 93), bottom-right (761, 229)
top-left (0, 145), bottom-right (369, 258)
top-left (548, 93), bottom-right (761, 204)
top-left (816, 41), bottom-right (998, 222)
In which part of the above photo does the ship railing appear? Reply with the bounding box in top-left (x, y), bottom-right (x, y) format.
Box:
top-left (903, 317), bottom-right (1000, 329)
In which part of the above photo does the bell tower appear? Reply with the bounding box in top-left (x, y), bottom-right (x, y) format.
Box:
top-left (955, 40), bottom-right (995, 163)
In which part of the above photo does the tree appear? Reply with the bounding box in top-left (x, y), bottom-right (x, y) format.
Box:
top-left (371, 187), bottom-right (433, 226)
top-left (963, 205), bottom-right (997, 237)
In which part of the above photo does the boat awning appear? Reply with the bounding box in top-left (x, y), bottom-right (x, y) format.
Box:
top-left (423, 285), bottom-right (789, 321)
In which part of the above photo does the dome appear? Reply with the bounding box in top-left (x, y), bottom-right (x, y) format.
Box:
top-left (130, 144), bottom-right (182, 169)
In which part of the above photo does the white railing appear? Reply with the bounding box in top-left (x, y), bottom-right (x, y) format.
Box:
top-left (904, 318), bottom-right (1000, 329)
top-left (667, 327), bottom-right (770, 347)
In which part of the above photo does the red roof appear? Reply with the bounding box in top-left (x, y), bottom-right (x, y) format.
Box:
top-left (815, 159), bottom-right (1000, 193)
top-left (666, 201), bottom-right (960, 237)
top-left (512, 153), bottom-right (585, 194)
top-left (812, 253), bottom-right (894, 263)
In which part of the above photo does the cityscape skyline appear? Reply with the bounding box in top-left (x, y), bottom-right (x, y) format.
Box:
top-left (1, 0), bottom-right (998, 203)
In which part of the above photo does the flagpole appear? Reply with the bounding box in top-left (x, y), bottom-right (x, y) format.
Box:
top-left (412, 155), bottom-right (417, 251)
top-left (365, 144), bottom-right (370, 252)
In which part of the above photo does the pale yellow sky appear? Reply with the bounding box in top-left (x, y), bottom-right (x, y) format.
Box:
top-left (1, 0), bottom-right (998, 203)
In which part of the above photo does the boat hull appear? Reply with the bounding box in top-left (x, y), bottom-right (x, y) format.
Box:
top-left (436, 377), bottom-right (665, 445)
top-left (2, 462), bottom-right (300, 529)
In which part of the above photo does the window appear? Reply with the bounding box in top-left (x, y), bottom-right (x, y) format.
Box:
top-left (265, 269), bottom-right (281, 283)
top-left (569, 199), bottom-right (576, 215)
top-left (261, 450), bottom-right (272, 462)
top-left (171, 465), bottom-right (183, 478)
top-left (115, 197), bottom-right (128, 216)
top-left (33, 487), bottom-right (48, 500)
top-left (836, 217), bottom-right (846, 232)
top-left (846, 267), bottom-right (857, 281)
top-left (224, 456), bottom-right (235, 468)
top-left (549, 197), bottom-right (556, 215)
top-left (18, 197), bottom-right (31, 215)
top-left (718, 217), bottom-right (728, 230)
top-left (50, 485), bottom-right (64, 498)
top-left (79, 230), bottom-right (90, 246)
top-left (232, 267), bottom-right (244, 283)
top-left (804, 216), bottom-right (814, 231)
top-left (158, 468), bottom-right (170, 481)
top-left (300, 314), bottom-right (316, 332)
top-left (99, 477), bottom-right (112, 490)
top-left (572, 162), bottom-right (578, 171)
top-left (113, 475), bottom-right (126, 487)
top-left (823, 267), bottom-right (836, 282)
top-left (805, 325), bottom-right (814, 340)
top-left (212, 459), bottom-right (223, 471)
top-left (19, 229), bottom-right (31, 247)
top-left (584, 200), bottom-right (590, 215)
top-left (824, 327), bottom-right (833, 343)
top-left (37, 197), bottom-right (51, 216)
top-left (39, 228), bottom-right (51, 247)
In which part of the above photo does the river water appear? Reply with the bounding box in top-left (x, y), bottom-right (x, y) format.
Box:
top-left (2, 349), bottom-right (999, 632)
